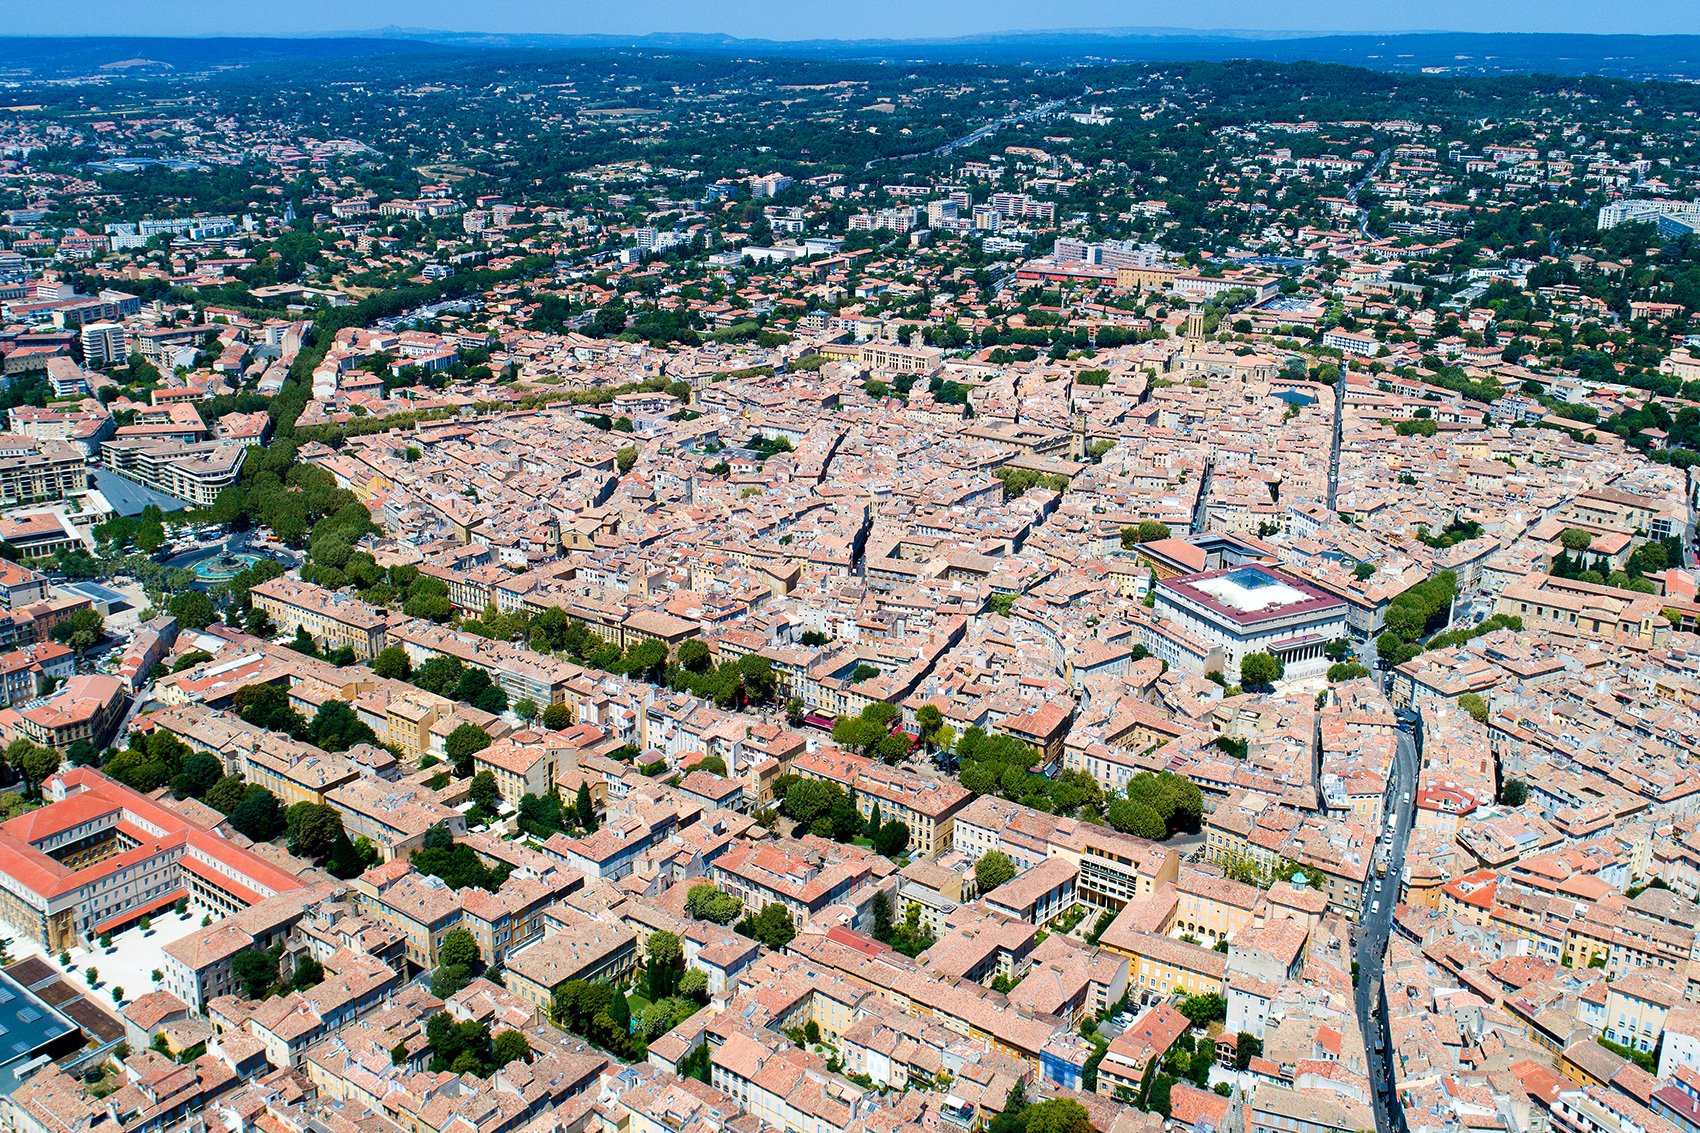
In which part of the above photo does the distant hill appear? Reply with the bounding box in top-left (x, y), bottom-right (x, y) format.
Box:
top-left (351, 27), bottom-right (1700, 79)
top-left (0, 35), bottom-right (442, 79)
top-left (1, 30), bottom-right (1698, 82)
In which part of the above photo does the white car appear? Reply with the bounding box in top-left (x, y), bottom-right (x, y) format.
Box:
top-left (1371, 900), bottom-right (1381, 914)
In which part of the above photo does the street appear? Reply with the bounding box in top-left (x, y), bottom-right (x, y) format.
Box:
top-left (1355, 717), bottom-right (1420, 1132)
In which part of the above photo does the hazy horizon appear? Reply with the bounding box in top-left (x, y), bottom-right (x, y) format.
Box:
top-left (8, 0), bottom-right (1700, 42)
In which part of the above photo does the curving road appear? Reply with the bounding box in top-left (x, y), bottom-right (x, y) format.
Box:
top-left (1355, 717), bottom-right (1420, 1132)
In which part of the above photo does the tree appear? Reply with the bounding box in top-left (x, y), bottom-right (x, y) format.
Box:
top-left (1178, 992), bottom-right (1226, 1026)
top-left (1022, 1099), bottom-right (1094, 1133)
top-left (975, 850), bottom-right (1016, 893)
top-left (514, 698), bottom-right (539, 722)
top-left (17, 746), bottom-right (59, 793)
top-left (542, 703), bottom-right (572, 730)
top-left (234, 683), bottom-right (307, 738)
top-left (431, 964), bottom-right (474, 998)
top-left (205, 774), bottom-right (248, 813)
top-left (372, 646), bottom-right (412, 681)
top-left (232, 949), bottom-right (275, 998)
top-left (1234, 1033), bottom-right (1263, 1071)
top-left (469, 771), bottom-right (500, 814)
top-left (1147, 1075), bottom-right (1173, 1117)
top-left (616, 446), bottom-right (639, 473)
top-left (172, 750), bottom-right (223, 799)
top-left (49, 608), bottom-right (104, 653)
top-left (445, 724), bottom-right (492, 777)
top-left (678, 639), bottom-right (712, 673)
top-left (575, 782), bottom-right (597, 832)
top-left (739, 653), bottom-right (775, 702)
top-left (228, 788), bottom-right (284, 841)
top-left (784, 779), bottom-right (843, 829)
top-left (685, 882), bottom-right (743, 924)
top-left (312, 697), bottom-right (382, 748)
top-left (1560, 527), bottom-right (1594, 552)
top-left (284, 802), bottom-right (343, 860)
top-left (1501, 778), bottom-right (1529, 807)
top-left (293, 955), bottom-right (324, 990)
top-left (647, 930), bottom-right (682, 1001)
top-left (518, 793), bottom-right (564, 837)
top-left (245, 606), bottom-right (275, 638)
top-left (677, 968), bottom-right (709, 1003)
top-left (1324, 639), bottom-right (1352, 662)
top-left (872, 891), bottom-right (894, 941)
top-left (1121, 520), bottom-right (1170, 548)
top-left (914, 704), bottom-right (943, 747)
top-left (1239, 652), bottom-right (1283, 689)
top-left (873, 820), bottom-right (910, 858)
top-left (493, 1029), bottom-right (530, 1067)
top-left (1382, 604), bottom-right (1427, 641)
top-left (1458, 692), bottom-right (1488, 723)
top-left (736, 903), bottom-right (796, 951)
top-left (1101, 788), bottom-right (1153, 835)
top-left (439, 928), bottom-right (479, 969)
top-left (167, 592), bottom-right (216, 631)
top-left (392, 1040), bottom-right (409, 1066)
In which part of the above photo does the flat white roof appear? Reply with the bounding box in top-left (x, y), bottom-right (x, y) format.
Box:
top-left (1191, 566), bottom-right (1310, 613)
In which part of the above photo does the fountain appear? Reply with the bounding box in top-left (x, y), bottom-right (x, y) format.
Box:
top-left (189, 539), bottom-right (266, 583)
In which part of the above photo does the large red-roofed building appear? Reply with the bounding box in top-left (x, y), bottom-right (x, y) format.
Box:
top-left (0, 767), bottom-right (306, 951)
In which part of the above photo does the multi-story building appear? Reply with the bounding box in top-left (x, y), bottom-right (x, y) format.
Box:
top-left (0, 438), bottom-right (86, 505)
top-left (1247, 1084), bottom-right (1376, 1133)
top-left (952, 795), bottom-right (1179, 912)
top-left (1495, 572), bottom-right (1671, 645)
top-left (1153, 565), bottom-right (1348, 680)
top-left (351, 860), bottom-right (466, 970)
top-left (502, 907), bottom-right (638, 1010)
top-left (710, 841), bottom-right (873, 924)
top-left (78, 322), bottom-right (127, 367)
top-left (12, 672), bottom-right (128, 751)
top-left (325, 778), bottom-right (466, 862)
top-left (0, 641), bottom-right (74, 707)
top-left (99, 436), bottom-right (246, 507)
top-left (0, 768), bottom-right (308, 955)
top-left (850, 764), bottom-right (972, 856)
top-left (249, 577), bottom-right (389, 659)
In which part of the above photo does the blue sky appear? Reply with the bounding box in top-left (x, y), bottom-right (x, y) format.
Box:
top-left (11, 0), bottom-right (1700, 39)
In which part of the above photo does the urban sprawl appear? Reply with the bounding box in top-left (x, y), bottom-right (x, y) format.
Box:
top-left (0, 48), bottom-right (1693, 1133)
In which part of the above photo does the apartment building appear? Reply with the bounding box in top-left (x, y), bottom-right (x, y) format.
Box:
top-left (850, 764), bottom-right (972, 856)
top-left (99, 436), bottom-right (246, 507)
top-left (250, 577), bottom-right (389, 659)
top-left (953, 795), bottom-right (1179, 912)
top-left (0, 438), bottom-right (86, 505)
top-left (710, 841), bottom-right (873, 924)
top-left (325, 778), bottom-right (466, 862)
top-left (10, 672), bottom-right (128, 751)
top-left (502, 907), bottom-right (638, 1011)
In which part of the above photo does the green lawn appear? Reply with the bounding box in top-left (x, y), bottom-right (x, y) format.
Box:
top-left (627, 988), bottom-right (653, 1015)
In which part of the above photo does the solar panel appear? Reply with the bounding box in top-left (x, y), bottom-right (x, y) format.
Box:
top-left (16, 1008), bottom-right (39, 1023)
